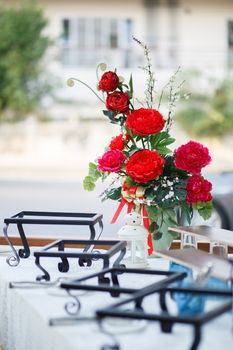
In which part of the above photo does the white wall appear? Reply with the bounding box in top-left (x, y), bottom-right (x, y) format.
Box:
top-left (177, 0), bottom-right (233, 74)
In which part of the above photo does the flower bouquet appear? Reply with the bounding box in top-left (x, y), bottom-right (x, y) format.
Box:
top-left (68, 38), bottom-right (213, 254)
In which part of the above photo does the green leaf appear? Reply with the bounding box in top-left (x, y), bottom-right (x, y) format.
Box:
top-left (159, 137), bottom-right (176, 146)
top-left (146, 205), bottom-right (162, 222)
top-left (105, 187), bottom-right (122, 200)
top-left (153, 230), bottom-right (163, 240)
top-left (102, 110), bottom-right (115, 120)
top-left (125, 176), bottom-right (135, 189)
top-left (195, 201), bottom-right (213, 220)
top-left (162, 209), bottom-right (178, 227)
top-left (181, 202), bottom-right (193, 225)
top-left (153, 231), bottom-right (174, 250)
top-left (156, 146), bottom-right (172, 155)
top-left (83, 176), bottom-right (96, 191)
top-left (149, 222), bottom-right (158, 234)
top-left (150, 132), bottom-right (169, 148)
top-left (129, 74), bottom-right (133, 98)
top-left (88, 162), bottom-right (101, 180)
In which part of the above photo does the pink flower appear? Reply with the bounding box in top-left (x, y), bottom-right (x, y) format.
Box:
top-left (98, 149), bottom-right (126, 172)
top-left (186, 175), bottom-right (212, 203)
top-left (174, 141), bottom-right (211, 174)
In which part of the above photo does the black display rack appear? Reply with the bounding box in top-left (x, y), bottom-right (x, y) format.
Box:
top-left (57, 267), bottom-right (186, 316)
top-left (34, 239), bottom-right (127, 281)
top-left (96, 283), bottom-right (233, 350)
top-left (49, 267), bottom-right (186, 322)
top-left (3, 211), bottom-right (103, 266)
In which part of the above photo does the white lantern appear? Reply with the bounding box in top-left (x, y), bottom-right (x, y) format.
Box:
top-left (117, 212), bottom-right (148, 268)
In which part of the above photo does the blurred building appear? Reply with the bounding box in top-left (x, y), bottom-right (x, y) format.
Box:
top-left (38, 0), bottom-right (233, 101)
top-left (41, 0), bottom-right (233, 69)
top-left (8, 0), bottom-right (233, 101)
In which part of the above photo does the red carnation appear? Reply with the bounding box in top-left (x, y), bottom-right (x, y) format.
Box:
top-left (99, 71), bottom-right (119, 92)
top-left (109, 134), bottom-right (129, 151)
top-left (106, 92), bottom-right (130, 114)
top-left (186, 175), bottom-right (212, 203)
top-left (98, 149), bottom-right (126, 173)
top-left (125, 150), bottom-right (165, 183)
top-left (126, 108), bottom-right (165, 136)
top-left (174, 141), bottom-right (211, 174)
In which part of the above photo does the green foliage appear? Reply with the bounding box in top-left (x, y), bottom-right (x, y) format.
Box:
top-left (149, 131), bottom-right (174, 155)
top-left (194, 200), bottom-right (213, 220)
top-left (82, 162), bottom-right (103, 191)
top-left (146, 206), bottom-right (179, 243)
top-left (151, 208), bottom-right (179, 251)
top-left (150, 131), bottom-right (175, 149)
top-left (0, 1), bottom-right (51, 120)
top-left (83, 176), bottom-right (96, 191)
top-left (181, 202), bottom-right (193, 225)
top-left (103, 186), bottom-right (122, 201)
top-left (125, 176), bottom-right (135, 189)
top-left (176, 72), bottom-right (233, 138)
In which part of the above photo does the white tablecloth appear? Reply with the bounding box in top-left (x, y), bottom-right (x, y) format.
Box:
top-left (0, 248), bottom-right (232, 350)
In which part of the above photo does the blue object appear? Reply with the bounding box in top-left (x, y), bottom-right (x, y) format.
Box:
top-left (169, 262), bottom-right (206, 315)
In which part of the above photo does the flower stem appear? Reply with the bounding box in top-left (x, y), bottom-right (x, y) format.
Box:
top-left (68, 78), bottom-right (105, 104)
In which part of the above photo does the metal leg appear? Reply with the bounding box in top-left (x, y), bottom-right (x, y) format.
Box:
top-left (190, 325), bottom-right (202, 350)
top-left (97, 318), bottom-right (120, 350)
top-left (78, 225), bottom-right (96, 266)
top-left (98, 272), bottom-right (111, 285)
top-left (112, 247), bottom-right (126, 268)
top-left (3, 224), bottom-right (20, 266)
top-left (64, 290), bottom-right (81, 316)
top-left (159, 290), bottom-right (173, 333)
top-left (103, 257), bottom-right (110, 270)
top-left (110, 270), bottom-right (120, 297)
top-left (17, 224), bottom-right (30, 259)
top-left (159, 290), bottom-right (168, 312)
top-left (35, 256), bottom-right (50, 281)
top-left (58, 242), bottom-right (69, 272)
top-left (58, 258), bottom-right (70, 272)
top-left (134, 298), bottom-right (144, 311)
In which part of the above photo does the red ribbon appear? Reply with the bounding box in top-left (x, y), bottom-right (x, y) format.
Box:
top-left (142, 205), bottom-right (153, 255)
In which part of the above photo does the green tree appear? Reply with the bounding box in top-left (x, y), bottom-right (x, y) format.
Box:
top-left (0, 1), bottom-right (51, 121)
top-left (176, 71), bottom-right (233, 138)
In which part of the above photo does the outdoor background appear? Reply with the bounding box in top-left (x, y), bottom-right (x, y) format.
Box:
top-left (0, 0), bottom-right (233, 237)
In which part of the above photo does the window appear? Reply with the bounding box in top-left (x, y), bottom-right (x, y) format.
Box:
top-left (60, 17), bottom-right (135, 68)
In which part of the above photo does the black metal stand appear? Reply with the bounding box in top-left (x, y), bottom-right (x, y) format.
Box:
top-left (57, 267), bottom-right (186, 316)
top-left (96, 284), bottom-right (233, 350)
top-left (34, 240), bottom-right (127, 281)
top-left (3, 211), bottom-right (103, 266)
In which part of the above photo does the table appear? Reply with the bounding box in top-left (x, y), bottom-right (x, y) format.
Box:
top-left (0, 249), bottom-right (232, 350)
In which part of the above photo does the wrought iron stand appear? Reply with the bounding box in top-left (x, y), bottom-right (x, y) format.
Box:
top-left (3, 211), bottom-right (103, 266)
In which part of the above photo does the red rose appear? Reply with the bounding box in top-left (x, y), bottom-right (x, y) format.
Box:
top-left (186, 175), bottom-right (212, 203)
top-left (109, 134), bottom-right (129, 151)
top-left (98, 149), bottom-right (126, 172)
top-left (174, 141), bottom-right (211, 174)
top-left (125, 150), bottom-right (165, 183)
top-left (126, 108), bottom-right (165, 136)
top-left (106, 92), bottom-right (130, 114)
top-left (99, 71), bottom-right (119, 92)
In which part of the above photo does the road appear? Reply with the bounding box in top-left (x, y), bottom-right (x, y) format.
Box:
top-left (0, 180), bottom-right (124, 241)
